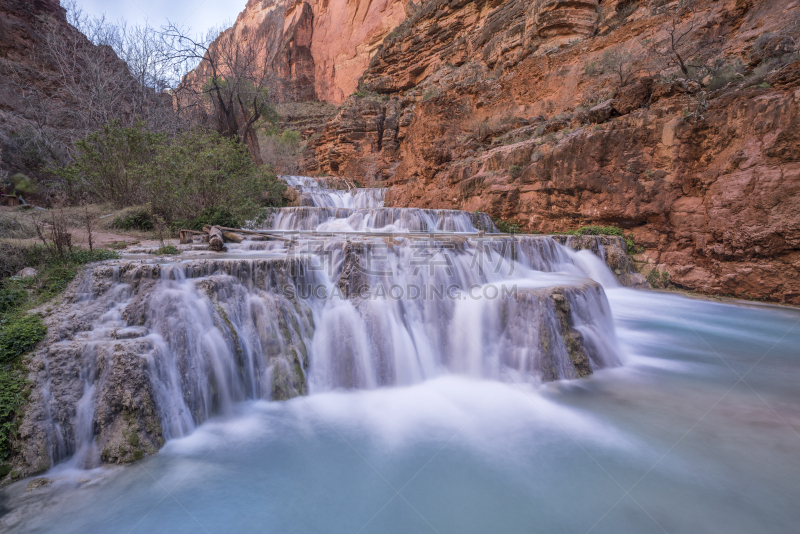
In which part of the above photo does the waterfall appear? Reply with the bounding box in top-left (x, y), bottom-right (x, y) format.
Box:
top-left (282, 175), bottom-right (386, 209)
top-left (274, 175), bottom-right (496, 232)
top-left (31, 177), bottom-right (634, 469)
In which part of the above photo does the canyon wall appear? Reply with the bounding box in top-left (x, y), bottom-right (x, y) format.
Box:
top-left (199, 0), bottom-right (411, 103)
top-left (304, 0), bottom-right (800, 304)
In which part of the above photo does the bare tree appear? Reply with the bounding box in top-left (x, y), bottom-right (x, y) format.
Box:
top-left (0, 1), bottom-right (184, 184)
top-left (600, 49), bottom-right (646, 87)
top-left (163, 23), bottom-right (279, 164)
top-left (648, 1), bottom-right (712, 78)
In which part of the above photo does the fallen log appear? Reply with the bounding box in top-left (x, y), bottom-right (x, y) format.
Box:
top-left (179, 229), bottom-right (204, 244)
top-left (222, 231), bottom-right (244, 243)
top-left (208, 226), bottom-right (226, 252)
top-left (216, 226), bottom-right (294, 243)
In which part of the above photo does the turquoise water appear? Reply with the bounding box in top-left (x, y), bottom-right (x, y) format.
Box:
top-left (2, 288), bottom-right (799, 533)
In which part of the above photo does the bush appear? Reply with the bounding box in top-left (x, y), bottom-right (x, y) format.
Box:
top-left (172, 207), bottom-right (240, 231)
top-left (0, 212), bottom-right (37, 240)
top-left (60, 120), bottom-right (163, 206)
top-left (0, 365), bottom-right (26, 462)
top-left (113, 210), bottom-right (155, 231)
top-left (156, 245), bottom-right (179, 255)
top-left (0, 314), bottom-right (46, 364)
top-left (574, 225), bottom-right (624, 237)
top-left (260, 129), bottom-right (303, 175)
top-left (148, 128), bottom-right (285, 223)
top-left (705, 58), bottom-right (745, 91)
top-left (570, 225), bottom-right (641, 254)
top-left (58, 124), bottom-right (286, 226)
top-left (0, 286), bottom-right (27, 314)
top-left (492, 218), bottom-right (522, 234)
top-left (509, 165), bottom-right (523, 179)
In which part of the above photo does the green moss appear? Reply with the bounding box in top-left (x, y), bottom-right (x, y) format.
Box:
top-left (0, 464), bottom-right (12, 478)
top-left (132, 450), bottom-right (144, 461)
top-left (126, 430), bottom-right (140, 448)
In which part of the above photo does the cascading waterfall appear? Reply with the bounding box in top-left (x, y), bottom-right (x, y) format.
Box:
top-left (282, 175), bottom-right (387, 209)
top-left (274, 175), bottom-right (496, 232)
top-left (34, 176), bottom-right (632, 468)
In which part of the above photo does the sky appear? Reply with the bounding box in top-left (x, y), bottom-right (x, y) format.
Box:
top-left (71, 0), bottom-right (247, 34)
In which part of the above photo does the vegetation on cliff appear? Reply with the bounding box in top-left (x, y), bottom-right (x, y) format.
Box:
top-left (0, 244), bottom-right (119, 468)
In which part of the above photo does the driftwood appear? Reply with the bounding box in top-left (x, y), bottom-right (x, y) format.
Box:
top-left (178, 225), bottom-right (293, 251)
top-left (179, 229), bottom-right (204, 244)
top-left (216, 226), bottom-right (294, 243)
top-left (206, 225), bottom-right (226, 252)
top-left (222, 231), bottom-right (244, 243)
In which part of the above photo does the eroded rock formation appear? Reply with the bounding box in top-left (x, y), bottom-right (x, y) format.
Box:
top-left (194, 0), bottom-right (411, 103)
top-left (305, 0), bottom-right (800, 303)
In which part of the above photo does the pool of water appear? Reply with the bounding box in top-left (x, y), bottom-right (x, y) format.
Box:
top-left (2, 288), bottom-right (799, 533)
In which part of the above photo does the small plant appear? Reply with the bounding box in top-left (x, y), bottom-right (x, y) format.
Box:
top-left (0, 314), bottom-right (46, 364)
top-left (569, 225), bottom-right (642, 254)
top-left (173, 207), bottom-right (240, 232)
top-left (492, 218), bottom-right (522, 234)
top-left (0, 286), bottom-right (27, 314)
top-left (113, 210), bottom-right (155, 231)
top-left (584, 61), bottom-right (603, 76)
top-left (509, 165), bottom-right (523, 179)
top-left (156, 245), bottom-right (179, 256)
top-left (422, 88), bottom-right (441, 101)
top-left (758, 82), bottom-right (771, 89)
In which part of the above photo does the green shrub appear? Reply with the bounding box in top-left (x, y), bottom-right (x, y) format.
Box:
top-left (58, 124), bottom-right (286, 225)
top-left (156, 245), bottom-right (179, 256)
top-left (0, 314), bottom-right (46, 364)
top-left (0, 286), bottom-right (27, 314)
top-left (173, 207), bottom-right (240, 232)
top-left (705, 58), bottom-right (745, 91)
top-left (492, 218), bottom-right (522, 234)
top-left (423, 88), bottom-right (441, 101)
top-left (509, 165), bottom-right (523, 179)
top-left (113, 210), bottom-right (155, 231)
top-left (0, 365), bottom-right (27, 462)
top-left (59, 120), bottom-right (163, 207)
top-left (573, 225), bottom-right (624, 237)
top-left (148, 128), bottom-right (285, 223)
top-left (570, 225), bottom-right (642, 254)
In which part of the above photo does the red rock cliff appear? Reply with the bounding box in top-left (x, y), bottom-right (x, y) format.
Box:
top-left (304, 0), bottom-right (800, 304)
top-left (195, 0), bottom-right (411, 103)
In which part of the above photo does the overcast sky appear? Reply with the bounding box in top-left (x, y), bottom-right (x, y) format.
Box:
top-left (70, 0), bottom-right (247, 34)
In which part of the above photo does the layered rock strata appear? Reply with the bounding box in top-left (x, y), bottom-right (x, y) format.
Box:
top-left (306, 0), bottom-right (800, 303)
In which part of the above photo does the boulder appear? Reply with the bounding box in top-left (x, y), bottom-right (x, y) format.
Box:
top-left (612, 78), bottom-right (654, 115)
top-left (588, 99), bottom-right (615, 123)
top-left (16, 267), bottom-right (38, 278)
